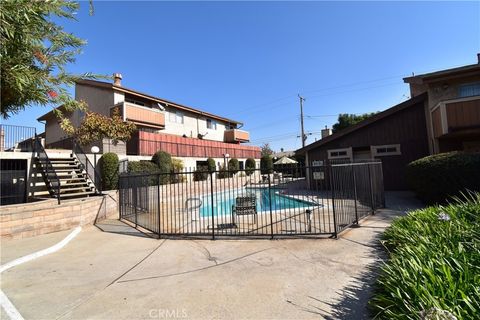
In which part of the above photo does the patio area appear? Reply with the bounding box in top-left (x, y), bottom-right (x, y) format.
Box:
top-left (0, 192), bottom-right (423, 320)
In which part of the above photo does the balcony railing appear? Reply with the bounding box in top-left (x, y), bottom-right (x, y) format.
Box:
top-left (431, 95), bottom-right (480, 138)
top-left (112, 102), bottom-right (165, 129)
top-left (128, 131), bottom-right (261, 158)
top-left (224, 129), bottom-right (250, 143)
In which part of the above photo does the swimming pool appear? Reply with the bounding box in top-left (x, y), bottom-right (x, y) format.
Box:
top-left (199, 188), bottom-right (314, 217)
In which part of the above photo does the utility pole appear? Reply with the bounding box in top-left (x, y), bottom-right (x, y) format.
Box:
top-left (298, 94), bottom-right (306, 147)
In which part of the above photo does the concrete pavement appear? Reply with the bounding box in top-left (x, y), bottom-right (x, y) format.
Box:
top-left (0, 192), bottom-right (422, 320)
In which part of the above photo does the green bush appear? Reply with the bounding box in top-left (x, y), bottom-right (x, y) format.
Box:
top-left (260, 155), bottom-right (273, 174)
top-left (228, 158), bottom-right (240, 174)
top-left (151, 150), bottom-right (172, 184)
top-left (207, 157), bottom-right (216, 173)
top-left (100, 153), bottom-right (119, 190)
top-left (171, 158), bottom-right (185, 183)
top-left (245, 158), bottom-right (256, 176)
top-left (217, 164), bottom-right (230, 179)
top-left (370, 193), bottom-right (480, 319)
top-left (127, 161), bottom-right (160, 186)
top-left (193, 165), bottom-right (208, 181)
top-left (406, 152), bottom-right (480, 204)
top-left (127, 160), bottom-right (159, 174)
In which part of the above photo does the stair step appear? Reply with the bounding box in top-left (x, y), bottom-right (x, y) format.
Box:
top-left (58, 191), bottom-right (95, 198)
top-left (33, 187), bottom-right (93, 196)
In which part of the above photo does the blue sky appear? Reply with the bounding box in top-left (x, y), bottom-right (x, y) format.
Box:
top-left (3, 1), bottom-right (479, 151)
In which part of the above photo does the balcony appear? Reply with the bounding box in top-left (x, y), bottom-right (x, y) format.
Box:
top-left (224, 129), bottom-right (250, 143)
top-left (431, 96), bottom-right (480, 138)
top-left (113, 102), bottom-right (165, 129)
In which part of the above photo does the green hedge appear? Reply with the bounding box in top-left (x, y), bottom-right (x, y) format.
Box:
top-left (100, 153), bottom-right (119, 190)
top-left (207, 157), bottom-right (216, 173)
top-left (228, 158), bottom-right (239, 174)
top-left (245, 158), bottom-right (255, 176)
top-left (151, 150), bottom-right (172, 184)
top-left (370, 193), bottom-right (480, 319)
top-left (260, 155), bottom-right (273, 174)
top-left (127, 161), bottom-right (159, 174)
top-left (193, 166), bottom-right (208, 181)
top-left (127, 161), bottom-right (160, 186)
top-left (406, 152), bottom-right (480, 204)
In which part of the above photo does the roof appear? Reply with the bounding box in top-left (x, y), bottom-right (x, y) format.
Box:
top-left (37, 105), bottom-right (68, 121)
top-left (72, 79), bottom-right (243, 125)
top-left (295, 92), bottom-right (428, 155)
top-left (403, 63), bottom-right (480, 84)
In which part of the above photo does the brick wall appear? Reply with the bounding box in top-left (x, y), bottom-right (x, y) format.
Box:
top-left (0, 191), bottom-right (118, 240)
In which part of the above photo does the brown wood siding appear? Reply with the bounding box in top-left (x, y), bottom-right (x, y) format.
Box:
top-left (224, 129), bottom-right (250, 142)
top-left (306, 100), bottom-right (429, 190)
top-left (446, 98), bottom-right (480, 132)
top-left (125, 104), bottom-right (165, 128)
top-left (431, 108), bottom-right (443, 138)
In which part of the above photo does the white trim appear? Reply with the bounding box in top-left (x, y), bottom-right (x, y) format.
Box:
top-left (327, 147), bottom-right (352, 160)
top-left (440, 104), bottom-right (448, 134)
top-left (0, 227), bottom-right (81, 320)
top-left (371, 144), bottom-right (401, 156)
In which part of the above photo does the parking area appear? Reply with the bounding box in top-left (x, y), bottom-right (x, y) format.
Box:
top-left (0, 192), bottom-right (422, 320)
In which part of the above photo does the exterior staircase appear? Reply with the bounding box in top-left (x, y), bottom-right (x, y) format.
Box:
top-left (31, 154), bottom-right (96, 201)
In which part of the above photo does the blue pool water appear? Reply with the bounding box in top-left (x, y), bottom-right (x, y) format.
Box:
top-left (199, 188), bottom-right (314, 217)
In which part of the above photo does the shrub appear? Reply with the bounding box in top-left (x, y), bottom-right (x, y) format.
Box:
top-left (193, 165), bottom-right (208, 181)
top-left (228, 158), bottom-right (240, 174)
top-left (207, 157), bottom-right (216, 173)
top-left (100, 152), bottom-right (119, 190)
top-left (245, 158), bottom-right (256, 176)
top-left (406, 152), bottom-right (480, 204)
top-left (217, 164), bottom-right (230, 179)
top-left (127, 160), bottom-right (159, 174)
top-left (151, 150), bottom-right (172, 184)
top-left (260, 155), bottom-right (273, 174)
top-left (171, 158), bottom-right (185, 183)
top-left (370, 193), bottom-right (480, 319)
top-left (127, 161), bottom-right (160, 186)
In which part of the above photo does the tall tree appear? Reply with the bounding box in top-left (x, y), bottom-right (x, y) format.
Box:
top-left (261, 143), bottom-right (273, 157)
top-left (332, 113), bottom-right (378, 133)
top-left (0, 0), bottom-right (135, 144)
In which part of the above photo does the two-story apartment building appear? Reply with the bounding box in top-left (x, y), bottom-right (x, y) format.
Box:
top-left (38, 74), bottom-right (261, 169)
top-left (296, 55), bottom-right (480, 190)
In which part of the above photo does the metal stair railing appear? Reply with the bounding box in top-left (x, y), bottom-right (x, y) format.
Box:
top-left (72, 140), bottom-right (102, 194)
top-left (34, 136), bottom-right (61, 204)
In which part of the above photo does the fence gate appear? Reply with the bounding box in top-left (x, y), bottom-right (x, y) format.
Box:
top-left (119, 162), bottom-right (384, 239)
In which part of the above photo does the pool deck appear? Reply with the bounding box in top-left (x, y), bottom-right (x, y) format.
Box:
top-left (0, 192), bottom-right (424, 320)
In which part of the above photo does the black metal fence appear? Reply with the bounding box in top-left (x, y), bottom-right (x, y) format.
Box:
top-left (0, 159), bottom-right (27, 205)
top-left (0, 124), bottom-right (37, 151)
top-left (118, 161), bottom-right (384, 239)
top-left (73, 141), bottom-right (102, 193)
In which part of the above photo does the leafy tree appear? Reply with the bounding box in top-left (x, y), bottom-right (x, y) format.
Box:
top-left (74, 108), bottom-right (136, 146)
top-left (260, 155), bottom-right (273, 174)
top-left (207, 157), bottom-right (216, 172)
top-left (245, 158), bottom-right (256, 176)
top-left (228, 158), bottom-right (240, 174)
top-left (0, 0), bottom-right (95, 119)
top-left (261, 143), bottom-right (273, 157)
top-left (332, 113), bottom-right (378, 133)
top-left (0, 1), bottom-right (136, 145)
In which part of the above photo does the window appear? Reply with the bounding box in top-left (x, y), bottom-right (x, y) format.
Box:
top-left (327, 148), bottom-right (352, 160)
top-left (459, 82), bottom-right (480, 98)
top-left (169, 111), bottom-right (184, 124)
top-left (371, 144), bottom-right (401, 156)
top-left (207, 119), bottom-right (217, 130)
